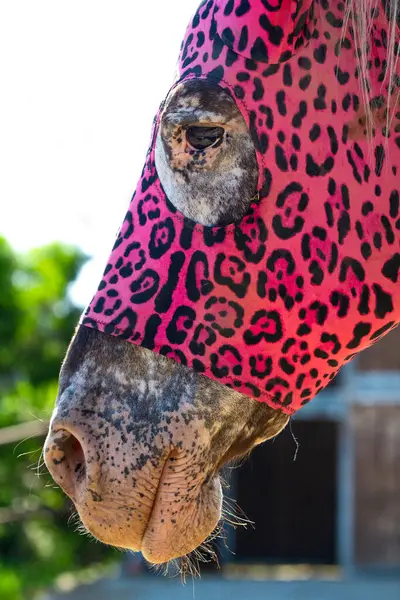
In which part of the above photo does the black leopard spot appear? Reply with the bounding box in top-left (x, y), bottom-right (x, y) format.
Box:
top-left (234, 215), bottom-right (268, 263)
top-left (154, 252), bottom-right (186, 313)
top-left (166, 306), bottom-right (196, 345)
top-left (159, 346), bottom-right (188, 366)
top-left (137, 194), bottom-right (160, 226)
top-left (185, 251), bottom-right (214, 303)
top-left (267, 249), bottom-right (296, 275)
top-left (272, 182), bottom-right (309, 239)
top-left (130, 269), bottom-right (160, 304)
top-left (249, 354), bottom-right (273, 378)
top-left (189, 324), bottom-right (217, 356)
top-left (204, 226), bottom-right (226, 247)
top-left (244, 310), bottom-right (284, 345)
top-left (372, 283), bottom-right (394, 319)
top-left (149, 218), bottom-right (176, 259)
top-left (210, 345), bottom-right (243, 378)
top-left (370, 321), bottom-right (396, 341)
top-left (214, 253), bottom-right (251, 298)
top-left (382, 253), bottom-right (400, 283)
top-left (103, 308), bottom-right (138, 340)
top-left (346, 322), bottom-right (372, 349)
top-left (204, 296), bottom-right (244, 337)
top-left (142, 314), bottom-right (162, 350)
top-left (123, 242), bottom-right (146, 271)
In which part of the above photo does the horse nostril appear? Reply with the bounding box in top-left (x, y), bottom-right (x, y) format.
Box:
top-left (44, 428), bottom-right (87, 501)
top-left (63, 433), bottom-right (86, 479)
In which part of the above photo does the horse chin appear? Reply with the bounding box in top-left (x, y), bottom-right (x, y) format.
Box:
top-left (141, 473), bottom-right (222, 564)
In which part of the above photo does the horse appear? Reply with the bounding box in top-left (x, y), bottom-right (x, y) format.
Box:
top-left (44, 0), bottom-right (400, 566)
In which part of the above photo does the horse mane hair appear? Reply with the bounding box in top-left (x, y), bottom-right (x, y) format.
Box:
top-left (342, 0), bottom-right (399, 143)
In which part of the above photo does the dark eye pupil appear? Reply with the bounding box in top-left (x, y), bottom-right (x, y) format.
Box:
top-left (186, 126), bottom-right (224, 150)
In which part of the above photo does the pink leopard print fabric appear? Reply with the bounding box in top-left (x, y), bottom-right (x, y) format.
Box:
top-left (213, 0), bottom-right (315, 63)
top-left (81, 0), bottom-right (400, 414)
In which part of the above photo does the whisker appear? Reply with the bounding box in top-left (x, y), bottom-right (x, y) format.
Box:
top-left (289, 420), bottom-right (300, 461)
top-left (223, 497), bottom-right (253, 524)
top-left (27, 412), bottom-right (46, 423)
top-left (36, 446), bottom-right (46, 479)
top-left (13, 436), bottom-right (41, 456)
top-left (17, 448), bottom-right (42, 459)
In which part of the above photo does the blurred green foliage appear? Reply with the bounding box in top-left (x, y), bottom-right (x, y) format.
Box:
top-left (0, 237), bottom-right (117, 600)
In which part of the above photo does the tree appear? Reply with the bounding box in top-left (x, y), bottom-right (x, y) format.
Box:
top-left (0, 237), bottom-right (117, 600)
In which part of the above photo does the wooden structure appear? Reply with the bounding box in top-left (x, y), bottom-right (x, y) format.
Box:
top-left (221, 328), bottom-right (400, 573)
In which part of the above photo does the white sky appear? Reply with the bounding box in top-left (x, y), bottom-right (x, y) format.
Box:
top-left (0, 0), bottom-right (199, 306)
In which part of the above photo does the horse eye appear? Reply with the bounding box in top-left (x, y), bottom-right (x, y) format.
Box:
top-left (186, 125), bottom-right (224, 150)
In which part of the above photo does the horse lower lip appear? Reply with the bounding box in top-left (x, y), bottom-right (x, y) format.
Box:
top-left (141, 473), bottom-right (222, 564)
